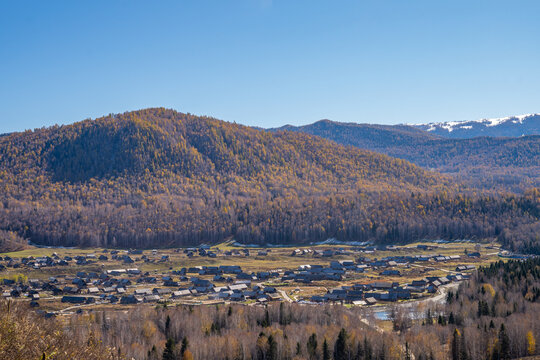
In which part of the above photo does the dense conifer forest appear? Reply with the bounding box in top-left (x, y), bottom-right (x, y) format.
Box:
top-left (0, 108), bottom-right (539, 253)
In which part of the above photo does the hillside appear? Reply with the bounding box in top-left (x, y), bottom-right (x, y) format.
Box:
top-left (275, 120), bottom-right (440, 148)
top-left (272, 120), bottom-right (540, 191)
top-left (0, 108), bottom-right (538, 251)
top-left (413, 113), bottom-right (540, 138)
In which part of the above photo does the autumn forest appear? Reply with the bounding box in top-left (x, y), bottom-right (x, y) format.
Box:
top-left (0, 108), bottom-right (539, 253)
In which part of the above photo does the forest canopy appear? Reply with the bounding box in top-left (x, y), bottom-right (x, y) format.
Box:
top-left (0, 108), bottom-right (538, 252)
top-left (273, 119), bottom-right (540, 192)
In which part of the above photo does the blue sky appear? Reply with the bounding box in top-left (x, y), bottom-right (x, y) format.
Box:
top-left (1, 1), bottom-right (539, 133)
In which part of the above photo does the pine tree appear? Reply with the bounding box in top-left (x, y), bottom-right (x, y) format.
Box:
top-left (498, 324), bottom-right (510, 360)
top-left (162, 338), bottom-right (176, 360)
top-left (334, 328), bottom-right (348, 360)
top-left (459, 329), bottom-right (468, 360)
top-left (148, 345), bottom-right (159, 360)
top-left (307, 333), bottom-right (318, 360)
top-left (323, 339), bottom-right (331, 360)
top-left (449, 312), bottom-right (455, 324)
top-left (165, 315), bottom-right (171, 337)
top-left (355, 341), bottom-right (364, 360)
top-left (181, 337), bottom-right (189, 356)
top-left (364, 336), bottom-right (373, 360)
top-left (279, 302), bottom-right (285, 325)
top-left (261, 308), bottom-right (270, 327)
top-left (267, 334), bottom-right (277, 360)
top-left (451, 329), bottom-right (460, 360)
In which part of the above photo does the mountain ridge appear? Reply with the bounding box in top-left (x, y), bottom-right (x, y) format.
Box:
top-left (270, 119), bottom-right (540, 192)
top-left (411, 113), bottom-right (540, 138)
top-left (0, 108), bottom-right (444, 188)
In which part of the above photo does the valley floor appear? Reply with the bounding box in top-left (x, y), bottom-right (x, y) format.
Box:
top-left (0, 240), bottom-right (502, 315)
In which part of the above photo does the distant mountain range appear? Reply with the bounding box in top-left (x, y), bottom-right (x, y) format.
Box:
top-left (412, 113), bottom-right (540, 138)
top-left (270, 118), bottom-right (540, 191)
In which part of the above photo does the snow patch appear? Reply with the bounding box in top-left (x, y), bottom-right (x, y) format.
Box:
top-left (417, 113), bottom-right (538, 132)
top-left (311, 238), bottom-right (371, 246)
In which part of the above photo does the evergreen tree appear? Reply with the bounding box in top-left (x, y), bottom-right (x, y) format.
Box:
top-left (323, 339), bottom-right (331, 360)
top-left (267, 334), bottom-right (277, 360)
top-left (451, 329), bottom-right (460, 360)
top-left (307, 333), bottom-right (318, 360)
top-left (459, 329), bottom-right (468, 360)
top-left (165, 315), bottom-right (171, 337)
top-left (148, 345), bottom-right (159, 360)
top-left (181, 337), bottom-right (189, 356)
top-left (355, 341), bottom-right (364, 360)
top-left (364, 336), bottom-right (373, 360)
top-left (261, 308), bottom-right (270, 327)
top-left (162, 338), bottom-right (176, 360)
top-left (449, 312), bottom-right (455, 324)
top-left (498, 324), bottom-right (511, 360)
top-left (334, 328), bottom-right (348, 360)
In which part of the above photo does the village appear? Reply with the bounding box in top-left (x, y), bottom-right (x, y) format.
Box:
top-left (0, 240), bottom-right (501, 316)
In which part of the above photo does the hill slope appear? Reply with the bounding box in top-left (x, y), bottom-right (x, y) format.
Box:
top-left (272, 120), bottom-right (540, 191)
top-left (275, 120), bottom-right (440, 148)
top-left (1, 109), bottom-right (442, 188)
top-left (0, 108), bottom-right (538, 252)
top-left (413, 113), bottom-right (540, 138)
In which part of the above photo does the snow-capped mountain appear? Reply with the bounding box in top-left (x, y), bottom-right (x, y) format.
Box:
top-left (413, 113), bottom-right (540, 138)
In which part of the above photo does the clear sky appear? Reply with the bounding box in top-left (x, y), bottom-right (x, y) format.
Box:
top-left (1, 1), bottom-right (540, 133)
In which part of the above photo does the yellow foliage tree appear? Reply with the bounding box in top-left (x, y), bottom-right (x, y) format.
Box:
top-left (482, 283), bottom-right (496, 297)
top-left (527, 331), bottom-right (536, 356)
top-left (182, 349), bottom-right (194, 360)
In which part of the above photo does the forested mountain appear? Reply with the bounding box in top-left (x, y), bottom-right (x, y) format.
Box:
top-left (275, 120), bottom-right (440, 149)
top-left (272, 120), bottom-right (540, 192)
top-left (0, 108), bottom-right (539, 251)
top-left (414, 113), bottom-right (540, 138)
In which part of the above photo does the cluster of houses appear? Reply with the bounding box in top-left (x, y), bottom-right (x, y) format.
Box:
top-left (0, 249), bottom-right (177, 271)
top-left (0, 263), bottom-right (286, 308)
top-left (0, 253), bottom-right (105, 270)
top-left (310, 272), bottom-right (471, 305)
top-left (280, 252), bottom-right (471, 285)
top-left (0, 244), bottom-right (484, 312)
